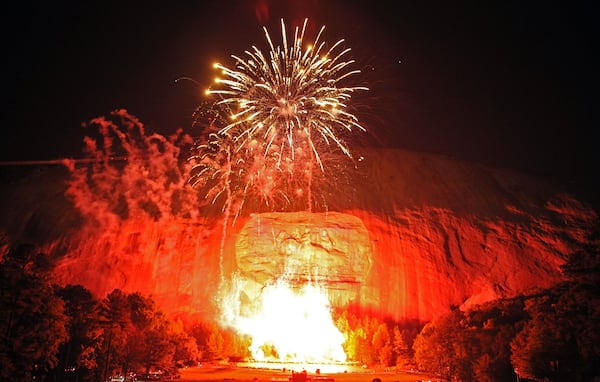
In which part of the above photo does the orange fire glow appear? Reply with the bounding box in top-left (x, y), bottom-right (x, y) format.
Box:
top-left (221, 278), bottom-right (346, 363)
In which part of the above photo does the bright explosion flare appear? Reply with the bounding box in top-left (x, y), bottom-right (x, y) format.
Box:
top-left (228, 281), bottom-right (346, 363)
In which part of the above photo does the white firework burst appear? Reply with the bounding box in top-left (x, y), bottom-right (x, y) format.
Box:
top-left (205, 18), bottom-right (368, 170)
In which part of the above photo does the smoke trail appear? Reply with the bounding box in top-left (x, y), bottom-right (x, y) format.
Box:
top-left (64, 109), bottom-right (201, 230)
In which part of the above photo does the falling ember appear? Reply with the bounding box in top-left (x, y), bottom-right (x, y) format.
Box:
top-left (222, 278), bottom-right (346, 364)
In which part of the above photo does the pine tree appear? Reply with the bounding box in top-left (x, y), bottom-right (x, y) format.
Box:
top-left (0, 245), bottom-right (69, 380)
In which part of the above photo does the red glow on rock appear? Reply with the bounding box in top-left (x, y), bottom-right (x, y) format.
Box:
top-left (24, 110), bottom-right (593, 326)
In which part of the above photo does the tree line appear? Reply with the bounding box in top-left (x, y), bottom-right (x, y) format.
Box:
top-left (0, 244), bottom-right (249, 382)
top-left (410, 228), bottom-right (600, 381)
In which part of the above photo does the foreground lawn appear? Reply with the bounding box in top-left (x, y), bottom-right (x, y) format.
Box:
top-left (178, 365), bottom-right (440, 382)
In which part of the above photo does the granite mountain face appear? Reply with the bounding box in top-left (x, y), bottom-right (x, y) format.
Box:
top-left (1, 148), bottom-right (596, 322)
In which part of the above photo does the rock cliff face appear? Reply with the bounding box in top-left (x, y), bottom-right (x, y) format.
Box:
top-left (0, 148), bottom-right (597, 322)
top-left (234, 212), bottom-right (373, 316)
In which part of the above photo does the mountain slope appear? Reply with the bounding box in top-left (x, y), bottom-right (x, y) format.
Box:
top-left (0, 148), bottom-right (596, 322)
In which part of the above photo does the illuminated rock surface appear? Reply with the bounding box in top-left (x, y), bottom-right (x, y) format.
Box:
top-left (0, 148), bottom-right (597, 322)
top-left (234, 211), bottom-right (373, 315)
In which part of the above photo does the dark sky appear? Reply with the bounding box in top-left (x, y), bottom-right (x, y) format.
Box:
top-left (2, 1), bottom-right (598, 201)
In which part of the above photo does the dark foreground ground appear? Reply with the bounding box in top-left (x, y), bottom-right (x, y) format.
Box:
top-left (178, 365), bottom-right (441, 382)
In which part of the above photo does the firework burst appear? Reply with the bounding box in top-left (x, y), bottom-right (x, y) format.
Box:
top-left (206, 18), bottom-right (368, 170)
top-left (189, 18), bottom-right (367, 216)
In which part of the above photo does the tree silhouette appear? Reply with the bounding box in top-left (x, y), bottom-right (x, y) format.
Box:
top-left (511, 225), bottom-right (600, 381)
top-left (53, 284), bottom-right (102, 382)
top-left (0, 244), bottom-right (69, 380)
top-left (392, 325), bottom-right (413, 369)
top-left (138, 314), bottom-right (176, 373)
top-left (372, 323), bottom-right (392, 366)
top-left (413, 310), bottom-right (460, 380)
top-left (98, 289), bottom-right (130, 380)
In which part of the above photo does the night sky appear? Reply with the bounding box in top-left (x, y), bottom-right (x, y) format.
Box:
top-left (2, 1), bottom-right (598, 203)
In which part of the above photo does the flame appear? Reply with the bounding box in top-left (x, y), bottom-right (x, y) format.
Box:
top-left (222, 279), bottom-right (346, 364)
